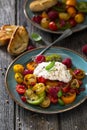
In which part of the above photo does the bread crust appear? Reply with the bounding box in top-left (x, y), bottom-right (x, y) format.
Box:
top-left (29, 0), bottom-right (58, 12)
top-left (7, 26), bottom-right (29, 55)
top-left (0, 25), bottom-right (16, 46)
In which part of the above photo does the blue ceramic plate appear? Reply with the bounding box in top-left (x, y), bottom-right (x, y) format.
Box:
top-left (5, 47), bottom-right (87, 114)
top-left (24, 0), bottom-right (87, 34)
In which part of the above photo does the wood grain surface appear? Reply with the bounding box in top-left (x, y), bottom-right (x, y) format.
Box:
top-left (0, 0), bottom-right (87, 130)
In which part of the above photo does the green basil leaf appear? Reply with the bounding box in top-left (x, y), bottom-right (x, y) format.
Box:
top-left (31, 33), bottom-right (42, 41)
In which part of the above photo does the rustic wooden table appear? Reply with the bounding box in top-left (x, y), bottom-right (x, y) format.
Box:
top-left (0, 0), bottom-right (87, 130)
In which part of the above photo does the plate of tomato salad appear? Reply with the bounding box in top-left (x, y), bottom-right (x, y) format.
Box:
top-left (24, 0), bottom-right (87, 34)
top-left (5, 47), bottom-right (87, 114)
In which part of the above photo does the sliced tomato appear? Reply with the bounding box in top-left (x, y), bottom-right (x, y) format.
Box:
top-left (61, 92), bottom-right (76, 104)
top-left (26, 61), bottom-right (37, 71)
top-left (71, 79), bottom-right (80, 88)
top-left (62, 83), bottom-right (70, 93)
top-left (32, 83), bottom-right (45, 95)
top-left (73, 69), bottom-right (85, 79)
top-left (16, 84), bottom-right (26, 95)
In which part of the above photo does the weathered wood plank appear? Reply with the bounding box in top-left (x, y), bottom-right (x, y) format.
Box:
top-left (0, 0), bottom-right (15, 130)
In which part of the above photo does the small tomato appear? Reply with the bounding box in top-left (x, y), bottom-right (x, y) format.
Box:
top-left (49, 21), bottom-right (58, 31)
top-left (16, 84), bottom-right (26, 95)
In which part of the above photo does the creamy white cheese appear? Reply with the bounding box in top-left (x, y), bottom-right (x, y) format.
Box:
top-left (34, 62), bottom-right (72, 83)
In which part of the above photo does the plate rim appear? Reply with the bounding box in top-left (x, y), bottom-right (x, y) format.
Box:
top-left (24, 0), bottom-right (87, 34)
top-left (5, 46), bottom-right (87, 114)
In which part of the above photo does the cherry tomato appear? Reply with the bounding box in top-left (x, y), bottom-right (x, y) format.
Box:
top-left (73, 69), bottom-right (85, 79)
top-left (37, 76), bottom-right (46, 83)
top-left (48, 94), bottom-right (58, 104)
top-left (26, 61), bottom-right (37, 71)
top-left (13, 64), bottom-right (24, 73)
top-left (14, 72), bottom-right (24, 84)
top-left (32, 83), bottom-right (46, 95)
top-left (61, 92), bottom-right (76, 104)
top-left (75, 13), bottom-right (85, 23)
top-left (66, 0), bottom-right (77, 7)
top-left (24, 74), bottom-right (37, 86)
top-left (71, 79), bottom-right (80, 88)
top-left (69, 18), bottom-right (77, 27)
top-left (67, 6), bottom-right (76, 17)
top-left (27, 45), bottom-right (35, 50)
top-left (34, 55), bottom-right (45, 63)
top-left (16, 84), bottom-right (26, 95)
top-left (21, 96), bottom-right (26, 102)
top-left (41, 18), bottom-right (50, 29)
top-left (59, 12), bottom-right (70, 21)
top-left (40, 96), bottom-right (51, 108)
top-left (26, 92), bottom-right (45, 105)
top-left (62, 83), bottom-right (70, 93)
top-left (41, 11), bottom-right (49, 18)
top-left (49, 21), bottom-right (58, 31)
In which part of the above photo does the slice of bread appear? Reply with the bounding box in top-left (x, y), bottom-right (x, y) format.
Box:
top-left (0, 25), bottom-right (16, 46)
top-left (29, 0), bottom-right (58, 12)
top-left (7, 26), bottom-right (29, 55)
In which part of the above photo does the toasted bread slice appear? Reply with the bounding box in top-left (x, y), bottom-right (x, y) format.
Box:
top-left (29, 0), bottom-right (58, 12)
top-left (7, 26), bottom-right (29, 55)
top-left (0, 25), bottom-right (16, 46)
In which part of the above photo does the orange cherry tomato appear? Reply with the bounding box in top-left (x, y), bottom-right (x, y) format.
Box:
top-left (41, 11), bottom-right (49, 18)
top-left (26, 61), bottom-right (37, 71)
top-left (61, 92), bottom-right (76, 104)
top-left (67, 7), bottom-right (77, 17)
top-left (66, 0), bottom-right (77, 7)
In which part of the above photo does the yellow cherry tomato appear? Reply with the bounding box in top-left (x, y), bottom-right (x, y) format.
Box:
top-left (15, 72), bottom-right (23, 83)
top-left (32, 83), bottom-right (45, 95)
top-left (40, 96), bottom-right (51, 108)
top-left (13, 64), bottom-right (24, 73)
top-left (25, 88), bottom-right (34, 97)
top-left (59, 12), bottom-right (70, 21)
top-left (41, 18), bottom-right (50, 29)
top-left (24, 74), bottom-right (37, 86)
top-left (61, 92), bottom-right (76, 104)
top-left (71, 79), bottom-right (80, 88)
top-left (75, 13), bottom-right (85, 23)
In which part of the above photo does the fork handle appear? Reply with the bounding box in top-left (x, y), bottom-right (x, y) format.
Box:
top-left (38, 29), bottom-right (72, 55)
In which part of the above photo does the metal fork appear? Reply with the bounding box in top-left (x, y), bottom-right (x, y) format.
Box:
top-left (32, 29), bottom-right (72, 60)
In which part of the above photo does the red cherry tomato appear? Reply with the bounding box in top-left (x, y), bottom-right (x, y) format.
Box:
top-left (48, 94), bottom-right (58, 104)
top-left (16, 84), bottom-right (26, 95)
top-left (37, 76), bottom-right (46, 83)
top-left (69, 18), bottom-right (77, 27)
top-left (62, 84), bottom-right (70, 93)
top-left (35, 55), bottom-right (45, 63)
top-left (21, 96), bottom-right (26, 102)
top-left (49, 21), bottom-right (58, 31)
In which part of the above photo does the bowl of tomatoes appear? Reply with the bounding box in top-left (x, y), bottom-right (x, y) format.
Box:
top-left (5, 47), bottom-right (87, 114)
top-left (24, 0), bottom-right (87, 34)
